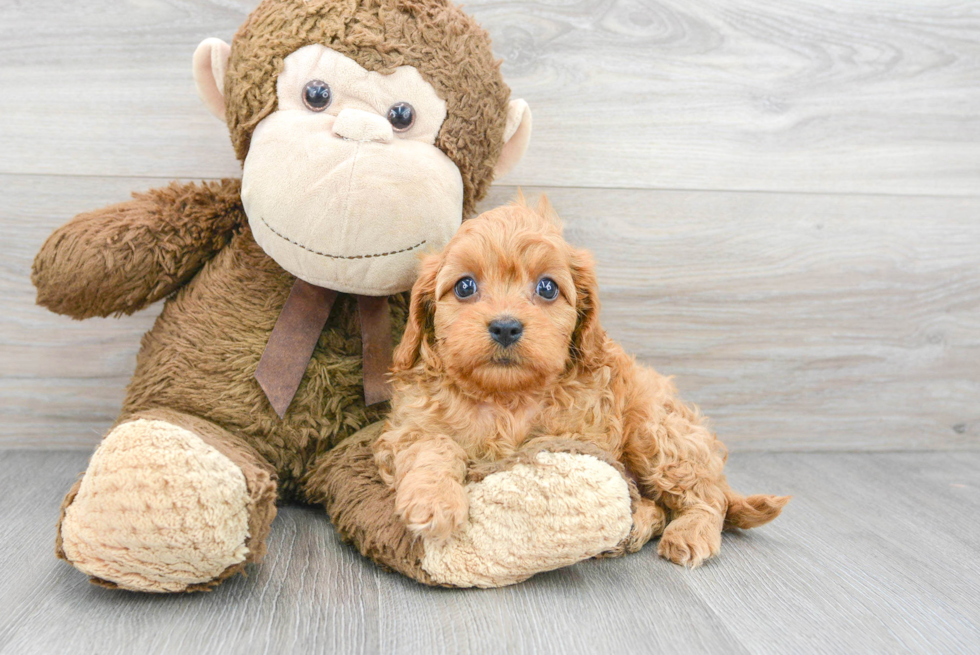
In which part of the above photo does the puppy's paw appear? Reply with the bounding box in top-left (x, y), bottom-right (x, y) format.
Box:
top-left (624, 498), bottom-right (668, 553)
top-left (657, 518), bottom-right (721, 568)
top-left (396, 479), bottom-right (469, 544)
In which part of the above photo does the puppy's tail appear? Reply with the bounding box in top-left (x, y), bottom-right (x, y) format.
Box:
top-left (723, 490), bottom-right (791, 530)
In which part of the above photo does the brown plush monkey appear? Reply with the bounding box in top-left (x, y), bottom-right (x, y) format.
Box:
top-left (32, 0), bottom-right (637, 592)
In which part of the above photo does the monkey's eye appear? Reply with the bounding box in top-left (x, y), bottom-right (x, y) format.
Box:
top-left (387, 102), bottom-right (415, 131)
top-left (536, 278), bottom-right (559, 301)
top-left (454, 276), bottom-right (478, 299)
top-left (302, 80), bottom-right (332, 112)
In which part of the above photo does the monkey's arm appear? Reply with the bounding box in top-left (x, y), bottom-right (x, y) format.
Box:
top-left (32, 179), bottom-right (244, 319)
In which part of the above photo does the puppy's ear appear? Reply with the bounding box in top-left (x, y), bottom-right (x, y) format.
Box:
top-left (569, 248), bottom-right (605, 370)
top-left (536, 194), bottom-right (563, 231)
top-left (392, 254), bottom-right (441, 373)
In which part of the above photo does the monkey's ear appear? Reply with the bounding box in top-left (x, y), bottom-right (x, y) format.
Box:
top-left (493, 99), bottom-right (532, 179)
top-left (193, 38), bottom-right (232, 121)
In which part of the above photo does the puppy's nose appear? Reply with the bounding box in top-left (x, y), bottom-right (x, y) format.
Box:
top-left (488, 317), bottom-right (523, 348)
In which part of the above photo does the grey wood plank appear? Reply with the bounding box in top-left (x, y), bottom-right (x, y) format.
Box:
top-left (2, 175), bottom-right (164, 447)
top-left (495, 185), bottom-right (980, 453)
top-left (694, 452), bottom-right (980, 654)
top-left (1, 0), bottom-right (978, 195)
top-left (374, 558), bottom-right (748, 655)
top-left (0, 452), bottom-right (382, 655)
top-left (1, 451), bottom-right (979, 654)
top-left (4, 174), bottom-right (979, 451)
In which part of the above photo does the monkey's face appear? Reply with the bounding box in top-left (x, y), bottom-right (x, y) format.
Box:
top-left (240, 45), bottom-right (464, 295)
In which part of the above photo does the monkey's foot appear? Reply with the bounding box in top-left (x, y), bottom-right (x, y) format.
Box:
top-left (58, 419), bottom-right (254, 592)
top-left (420, 448), bottom-right (635, 587)
top-left (312, 427), bottom-right (637, 588)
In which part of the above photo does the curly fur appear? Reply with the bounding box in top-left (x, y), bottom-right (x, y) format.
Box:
top-left (373, 197), bottom-right (790, 565)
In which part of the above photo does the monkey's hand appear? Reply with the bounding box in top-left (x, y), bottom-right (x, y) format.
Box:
top-left (32, 179), bottom-right (244, 319)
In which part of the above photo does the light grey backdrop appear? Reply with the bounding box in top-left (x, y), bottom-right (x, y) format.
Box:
top-left (2, 0), bottom-right (978, 451)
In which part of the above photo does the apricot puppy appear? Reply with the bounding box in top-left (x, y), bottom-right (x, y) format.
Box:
top-left (373, 196), bottom-right (789, 567)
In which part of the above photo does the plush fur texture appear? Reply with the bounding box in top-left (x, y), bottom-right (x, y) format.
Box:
top-left (35, 180), bottom-right (407, 500)
top-left (420, 450), bottom-right (633, 587)
top-left (32, 180), bottom-right (244, 320)
top-left (55, 407), bottom-right (279, 592)
top-left (308, 424), bottom-right (641, 587)
top-left (225, 0), bottom-right (511, 217)
top-left (373, 197), bottom-right (791, 567)
top-left (35, 179), bottom-right (409, 590)
top-left (59, 418), bottom-right (253, 593)
top-left (31, 0), bottom-right (563, 593)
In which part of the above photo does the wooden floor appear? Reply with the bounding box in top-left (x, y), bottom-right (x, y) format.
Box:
top-left (0, 450), bottom-right (977, 655)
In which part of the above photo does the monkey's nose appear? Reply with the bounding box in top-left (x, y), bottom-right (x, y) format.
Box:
top-left (488, 317), bottom-right (524, 348)
top-left (332, 108), bottom-right (393, 143)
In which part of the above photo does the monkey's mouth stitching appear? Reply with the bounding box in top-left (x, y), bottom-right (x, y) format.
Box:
top-left (257, 214), bottom-right (427, 260)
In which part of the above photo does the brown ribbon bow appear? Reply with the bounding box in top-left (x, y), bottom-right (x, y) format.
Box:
top-left (255, 279), bottom-right (393, 419)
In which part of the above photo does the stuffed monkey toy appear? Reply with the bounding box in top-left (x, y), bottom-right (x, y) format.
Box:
top-left (32, 0), bottom-right (640, 592)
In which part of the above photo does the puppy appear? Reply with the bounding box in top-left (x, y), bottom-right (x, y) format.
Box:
top-left (373, 196), bottom-right (789, 567)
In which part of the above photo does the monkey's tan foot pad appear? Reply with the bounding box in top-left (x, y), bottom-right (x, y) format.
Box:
top-left (314, 427), bottom-right (637, 588)
top-left (422, 449), bottom-right (634, 587)
top-left (57, 419), bottom-right (252, 592)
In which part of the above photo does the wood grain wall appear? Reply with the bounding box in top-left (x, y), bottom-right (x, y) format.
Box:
top-left (1, 0), bottom-right (978, 450)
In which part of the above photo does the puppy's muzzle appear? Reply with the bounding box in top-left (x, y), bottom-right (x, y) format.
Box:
top-left (488, 317), bottom-right (523, 348)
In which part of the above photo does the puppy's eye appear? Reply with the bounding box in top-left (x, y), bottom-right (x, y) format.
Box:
top-left (302, 80), bottom-right (332, 112)
top-left (536, 278), bottom-right (559, 300)
top-left (387, 102), bottom-right (415, 131)
top-left (454, 276), bottom-right (478, 299)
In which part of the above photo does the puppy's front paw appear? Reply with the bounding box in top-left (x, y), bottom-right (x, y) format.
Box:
top-left (657, 518), bottom-right (721, 568)
top-left (396, 478), bottom-right (469, 543)
top-left (623, 498), bottom-right (668, 553)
